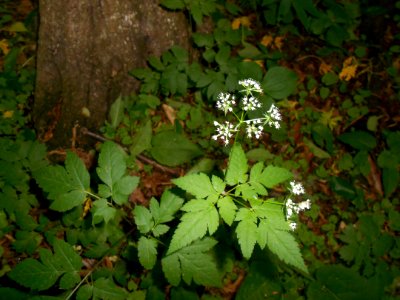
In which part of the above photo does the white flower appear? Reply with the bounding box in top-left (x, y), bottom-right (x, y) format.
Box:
top-left (238, 78), bottom-right (263, 93)
top-left (263, 104), bottom-right (281, 129)
top-left (242, 96), bottom-right (262, 111)
top-left (245, 119), bottom-right (264, 139)
top-left (289, 222), bottom-right (297, 230)
top-left (212, 121), bottom-right (236, 146)
top-left (298, 199), bottom-right (311, 211)
top-left (216, 92), bottom-right (236, 115)
top-left (289, 181), bottom-right (305, 195)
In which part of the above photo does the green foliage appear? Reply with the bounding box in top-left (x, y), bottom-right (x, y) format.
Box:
top-left (8, 239), bottom-right (82, 291)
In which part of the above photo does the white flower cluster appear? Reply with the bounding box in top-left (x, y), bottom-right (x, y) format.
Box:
top-left (212, 121), bottom-right (236, 146)
top-left (238, 78), bottom-right (263, 93)
top-left (216, 92), bottom-right (236, 115)
top-left (213, 78), bottom-right (282, 146)
top-left (285, 181), bottom-right (311, 230)
top-left (263, 104), bottom-right (282, 129)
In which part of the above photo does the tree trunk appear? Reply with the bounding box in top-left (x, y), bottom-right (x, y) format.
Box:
top-left (34, 0), bottom-right (190, 149)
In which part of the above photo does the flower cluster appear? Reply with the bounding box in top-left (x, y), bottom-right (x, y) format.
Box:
top-left (285, 181), bottom-right (311, 230)
top-left (213, 78), bottom-right (282, 146)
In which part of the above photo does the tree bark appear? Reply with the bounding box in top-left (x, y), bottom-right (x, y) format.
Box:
top-left (34, 0), bottom-right (190, 149)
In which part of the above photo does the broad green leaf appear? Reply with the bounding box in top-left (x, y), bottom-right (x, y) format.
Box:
top-left (113, 175), bottom-right (139, 204)
top-left (92, 278), bottom-right (128, 300)
top-left (65, 151), bottom-right (90, 190)
top-left (138, 236), bottom-right (158, 270)
top-left (211, 175), bottom-right (225, 194)
top-left (168, 200), bottom-right (219, 253)
top-left (49, 190), bottom-right (87, 212)
top-left (150, 131), bottom-right (203, 167)
top-left (92, 198), bottom-right (116, 224)
top-left (217, 196), bottom-right (237, 226)
top-left (235, 208), bottom-right (258, 259)
top-left (158, 190), bottom-right (184, 223)
top-left (34, 165), bottom-right (72, 198)
top-left (162, 238), bottom-right (220, 287)
top-left (8, 239), bottom-right (82, 291)
top-left (12, 230), bottom-right (42, 255)
top-left (109, 96), bottom-right (125, 128)
top-left (259, 165), bottom-right (293, 188)
top-left (225, 144), bottom-right (248, 186)
top-left (382, 167), bottom-right (399, 197)
top-left (152, 224), bottom-right (170, 237)
top-left (97, 141), bottom-right (126, 188)
top-left (262, 67), bottom-right (298, 99)
top-left (265, 228), bottom-right (308, 273)
top-left (338, 131), bottom-right (377, 150)
top-left (173, 173), bottom-right (215, 199)
top-left (134, 206), bottom-right (154, 234)
top-left (130, 120), bottom-right (153, 157)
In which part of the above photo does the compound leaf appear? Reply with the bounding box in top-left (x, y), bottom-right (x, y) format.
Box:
top-left (112, 175), bottom-right (139, 205)
top-left (173, 173), bottom-right (215, 199)
top-left (97, 141), bottom-right (126, 188)
top-left (138, 236), bottom-right (158, 270)
top-left (134, 206), bottom-right (154, 234)
top-left (158, 190), bottom-right (184, 223)
top-left (92, 278), bottom-right (128, 300)
top-left (225, 144), bottom-right (248, 186)
top-left (92, 198), bottom-right (116, 224)
top-left (162, 237), bottom-right (220, 286)
top-left (168, 200), bottom-right (219, 254)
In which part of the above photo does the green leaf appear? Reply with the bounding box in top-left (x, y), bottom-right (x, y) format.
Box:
top-left (92, 278), bottom-right (128, 300)
top-left (138, 236), bottom-right (158, 270)
top-left (338, 131), bottom-right (377, 150)
top-left (34, 152), bottom-right (89, 212)
top-left (152, 224), bottom-right (170, 237)
top-left (134, 206), bottom-right (154, 234)
top-left (217, 196), bottom-right (237, 226)
top-left (168, 199), bottom-right (219, 253)
top-left (112, 175), bottom-right (139, 205)
top-left (130, 120), bottom-right (153, 157)
top-left (264, 227), bottom-right (308, 273)
top-left (173, 173), bottom-right (215, 198)
top-left (12, 231), bottom-right (42, 255)
top-left (109, 96), bottom-right (125, 128)
top-left (225, 144), bottom-right (248, 186)
top-left (235, 208), bottom-right (258, 259)
top-left (150, 131), bottom-right (203, 167)
top-left (382, 167), bottom-right (399, 197)
top-left (92, 198), bottom-right (116, 224)
top-left (160, 0), bottom-right (185, 10)
top-left (97, 141), bottom-right (126, 187)
top-left (162, 238), bottom-right (220, 286)
top-left (157, 190), bottom-right (184, 223)
top-left (8, 239), bottom-right (82, 291)
top-left (262, 67), bottom-right (298, 99)
top-left (258, 165), bottom-right (293, 188)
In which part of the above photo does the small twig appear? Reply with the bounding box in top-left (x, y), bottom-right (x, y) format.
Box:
top-left (80, 127), bottom-right (180, 176)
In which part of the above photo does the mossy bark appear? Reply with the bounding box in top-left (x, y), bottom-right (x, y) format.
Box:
top-left (34, 0), bottom-right (189, 149)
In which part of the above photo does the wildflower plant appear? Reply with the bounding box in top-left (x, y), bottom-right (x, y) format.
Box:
top-left (166, 79), bottom-right (312, 277)
top-left (212, 79), bottom-right (282, 146)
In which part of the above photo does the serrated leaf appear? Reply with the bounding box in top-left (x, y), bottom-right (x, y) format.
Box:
top-left (109, 96), bottom-right (125, 128)
top-left (97, 141), bottom-right (126, 188)
top-left (262, 66), bottom-right (298, 99)
top-left (34, 152), bottom-right (90, 212)
top-left (160, 0), bottom-right (185, 10)
top-left (92, 198), bottom-right (116, 224)
top-left (152, 224), bottom-right (170, 237)
top-left (138, 236), bottom-right (158, 270)
top-left (162, 238), bottom-right (220, 287)
top-left (225, 144), bottom-right (248, 186)
top-left (134, 206), bottom-right (154, 234)
top-left (156, 190), bottom-right (184, 224)
top-left (92, 278), bottom-right (128, 300)
top-left (235, 209), bottom-right (258, 259)
top-left (173, 173), bottom-right (215, 199)
top-left (8, 239), bottom-right (82, 291)
top-left (217, 196), bottom-right (237, 226)
top-left (265, 228), bottom-right (308, 273)
top-left (211, 175), bottom-right (226, 194)
top-left (168, 200), bottom-right (219, 254)
top-left (259, 165), bottom-right (293, 188)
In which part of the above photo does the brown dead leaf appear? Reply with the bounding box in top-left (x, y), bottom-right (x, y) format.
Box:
top-left (231, 16), bottom-right (251, 30)
top-left (260, 35), bottom-right (273, 47)
top-left (162, 104), bottom-right (176, 124)
top-left (339, 57), bottom-right (358, 81)
top-left (319, 62), bottom-right (332, 74)
top-left (274, 36), bottom-right (284, 50)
